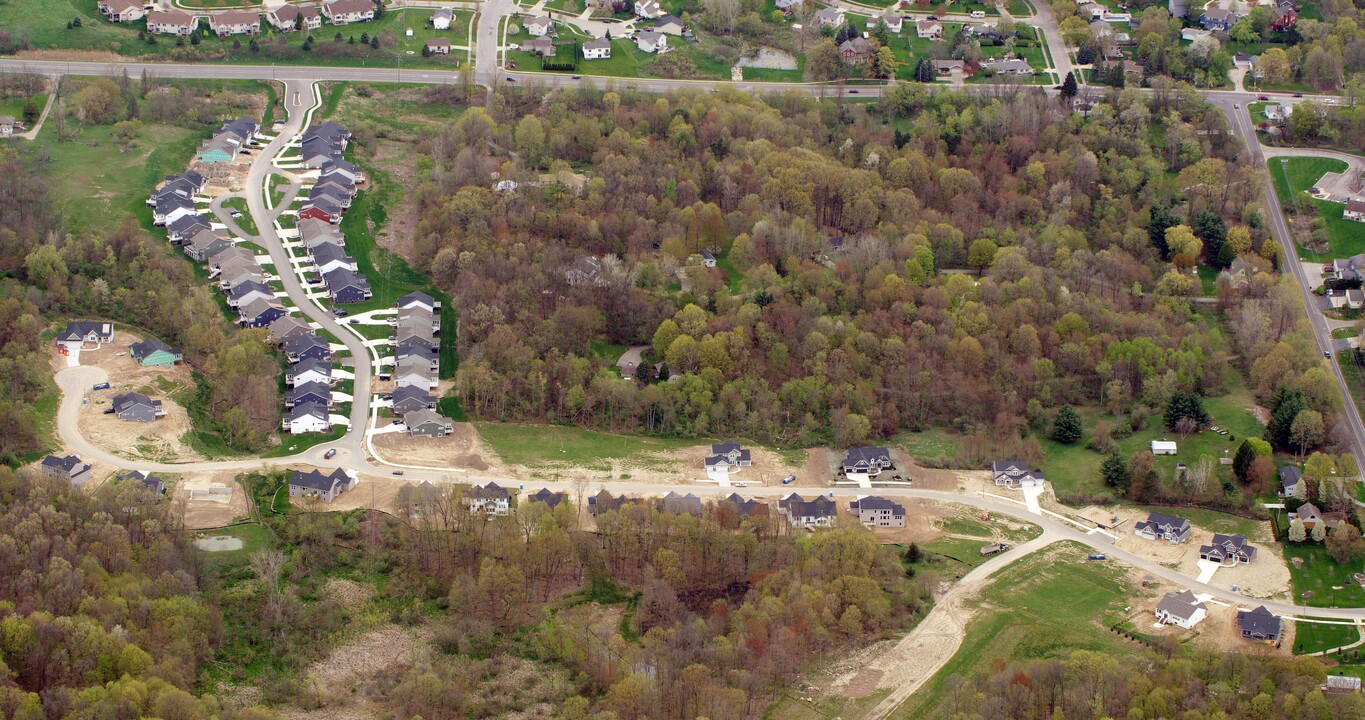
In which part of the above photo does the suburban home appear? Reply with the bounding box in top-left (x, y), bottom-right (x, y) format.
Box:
top-left (705, 442), bottom-right (752, 471)
top-left (879, 10), bottom-right (903, 34)
top-left (130, 339), bottom-right (182, 366)
top-left (527, 488), bottom-right (566, 509)
top-left (227, 280), bottom-right (276, 309)
top-left (285, 333), bottom-right (332, 363)
top-left (238, 298), bottom-right (286, 328)
top-left (1134, 511), bottom-right (1192, 543)
top-left (398, 291), bottom-right (440, 313)
top-left (934, 59), bottom-right (965, 75)
top-left (981, 58), bottom-right (1032, 75)
top-left (57, 321), bottom-right (114, 351)
top-left (916, 19), bottom-right (943, 39)
top-left (267, 4), bottom-right (322, 31)
top-left (307, 121), bottom-right (353, 147)
top-left (394, 365), bottom-right (438, 391)
top-left (1151, 439), bottom-right (1177, 455)
top-left (112, 392), bottom-right (166, 422)
top-left (395, 345), bottom-right (439, 374)
top-left (725, 493), bottom-right (770, 518)
top-left (1155, 590), bottom-right (1207, 629)
top-left (433, 8), bottom-right (452, 29)
top-left (588, 489), bottom-right (636, 515)
top-left (842, 447), bottom-right (893, 476)
top-left (1199, 8), bottom-right (1236, 32)
top-left (465, 482), bottom-right (511, 515)
top-left (299, 217), bottom-right (345, 247)
top-left (1322, 675), bottom-right (1363, 694)
top-left (323, 0), bottom-right (376, 25)
top-left (325, 269), bottom-right (373, 303)
top-left (1180, 27), bottom-right (1211, 42)
top-left (525, 15), bottom-right (553, 37)
top-left (1279, 465), bottom-right (1305, 498)
top-left (285, 381), bottom-right (332, 410)
top-left (654, 15), bottom-right (686, 36)
top-left (523, 37), bottom-right (556, 56)
top-left (635, 0), bottom-right (663, 19)
top-left (311, 243), bottom-right (358, 275)
top-left (120, 470), bottom-right (166, 496)
top-left (391, 386), bottom-right (437, 415)
top-left (153, 194), bottom-right (196, 226)
top-left (287, 358), bottom-right (333, 388)
top-left (1200, 533), bottom-right (1257, 566)
top-left (661, 491), bottom-right (703, 516)
top-left (0, 116), bottom-right (18, 136)
top-left (778, 493), bottom-right (837, 529)
top-left (774, 0), bottom-right (802, 9)
top-left (850, 496), bottom-right (906, 527)
top-left (405, 408), bottom-right (454, 437)
top-left (991, 460), bottom-right (1044, 489)
top-left (299, 195), bottom-right (343, 223)
top-left (269, 316), bottom-right (313, 345)
top-left (41, 455), bottom-right (92, 486)
top-left (150, 178), bottom-right (196, 206)
top-left (185, 230), bottom-right (231, 263)
top-left (98, 0), bottom-right (145, 22)
top-left (146, 10), bottom-right (198, 36)
top-left (814, 7), bottom-right (845, 28)
top-left (1290, 501), bottom-right (1333, 532)
top-left (208, 11), bottom-right (262, 36)
top-left (289, 468), bottom-right (354, 503)
top-left (219, 261), bottom-right (268, 291)
top-left (395, 327), bottom-right (438, 352)
top-left (635, 31), bottom-right (667, 53)
top-left (322, 158), bottom-right (365, 184)
top-left (839, 38), bottom-right (872, 64)
top-left (699, 250), bottom-right (717, 267)
top-left (167, 214), bottom-right (212, 244)
top-left (1345, 198), bottom-right (1365, 222)
top-left (396, 307), bottom-right (440, 333)
top-left (1270, 1), bottom-right (1298, 32)
top-left (425, 37), bottom-right (452, 55)
top-left (583, 37), bottom-right (612, 60)
top-left (301, 137), bottom-right (344, 168)
top-left (1237, 605), bottom-right (1282, 642)
top-left (283, 402), bottom-right (331, 434)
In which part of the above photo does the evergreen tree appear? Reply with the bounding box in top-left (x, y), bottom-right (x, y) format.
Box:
top-left (1234, 438), bottom-right (1273, 483)
top-left (190, 33), bottom-right (200, 45)
top-left (1289, 517), bottom-right (1307, 542)
top-left (1101, 449), bottom-right (1130, 490)
top-left (1061, 72), bottom-right (1078, 98)
top-left (1164, 391), bottom-right (1210, 431)
top-left (1194, 209), bottom-right (1227, 265)
top-left (1312, 521), bottom-right (1327, 542)
top-left (360, 32), bottom-right (369, 45)
top-left (374, 0), bottom-right (386, 19)
top-left (1149, 204), bottom-right (1177, 258)
top-left (1267, 387), bottom-right (1308, 451)
top-left (1052, 405), bottom-right (1083, 444)
top-left (915, 57), bottom-right (937, 83)
top-left (370, 35), bottom-right (379, 49)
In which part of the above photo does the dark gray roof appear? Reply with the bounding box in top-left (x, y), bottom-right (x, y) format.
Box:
top-left (1237, 605), bottom-right (1281, 636)
top-left (992, 460), bottom-right (1044, 482)
top-left (286, 381), bottom-right (331, 404)
top-left (851, 496), bottom-right (905, 514)
top-left (398, 291), bottom-right (435, 308)
top-left (843, 447), bottom-right (892, 468)
top-left (528, 488), bottom-right (565, 508)
top-left (1142, 511), bottom-right (1190, 531)
top-left (1156, 590), bottom-right (1205, 621)
top-left (288, 357), bottom-right (332, 378)
top-left (324, 268), bottom-right (370, 292)
top-left (1279, 465), bottom-right (1302, 487)
top-left (724, 493), bottom-right (768, 515)
top-left (285, 332), bottom-right (330, 355)
top-left (780, 493), bottom-right (836, 517)
top-left (290, 467), bottom-right (349, 492)
top-left (311, 242), bottom-right (353, 265)
top-left (303, 194), bottom-right (343, 215)
top-left (469, 482), bottom-right (509, 500)
top-left (285, 401), bottom-right (328, 422)
top-left (130, 338), bottom-right (179, 361)
top-left (168, 213), bottom-right (211, 237)
top-left (60, 321), bottom-right (114, 341)
top-left (392, 385), bottom-right (436, 405)
top-left (230, 279), bottom-right (274, 301)
top-left (113, 392), bottom-right (160, 413)
top-left (42, 454), bottom-right (85, 473)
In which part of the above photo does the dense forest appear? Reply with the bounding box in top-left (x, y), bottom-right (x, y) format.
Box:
top-left (0, 75), bottom-right (283, 463)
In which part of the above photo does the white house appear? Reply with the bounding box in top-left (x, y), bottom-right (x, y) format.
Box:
top-left (283, 403), bottom-right (331, 434)
top-left (635, 0), bottom-right (664, 18)
top-left (433, 8), bottom-right (452, 30)
top-left (208, 11), bottom-right (261, 37)
top-left (1151, 440), bottom-right (1178, 455)
top-left (583, 37), bottom-right (612, 60)
top-left (636, 31), bottom-right (667, 53)
top-left (525, 15), bottom-right (553, 37)
top-left (465, 482), bottom-right (511, 515)
top-left (1345, 198), bottom-right (1365, 222)
top-left (97, 0), bottom-right (145, 23)
top-left (777, 494), bottom-right (837, 529)
top-left (323, 0), bottom-right (377, 25)
top-left (146, 10), bottom-right (199, 36)
top-left (992, 460), bottom-right (1045, 489)
top-left (814, 8), bottom-right (845, 28)
top-left (916, 20), bottom-right (943, 40)
top-left (879, 10), bottom-right (903, 34)
top-left (1155, 590), bottom-right (1207, 629)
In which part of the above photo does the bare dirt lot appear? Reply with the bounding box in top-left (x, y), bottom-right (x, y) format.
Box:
top-left (1131, 582), bottom-right (1296, 656)
top-left (371, 422), bottom-right (509, 474)
top-left (177, 471), bottom-right (249, 529)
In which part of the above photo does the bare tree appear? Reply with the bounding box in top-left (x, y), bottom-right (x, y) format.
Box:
top-left (250, 549), bottom-right (287, 631)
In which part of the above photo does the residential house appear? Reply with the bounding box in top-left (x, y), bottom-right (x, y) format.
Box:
top-left (269, 316), bottom-right (313, 345)
top-left (814, 7), bottom-right (845, 28)
top-left (209, 11), bottom-right (262, 36)
top-left (774, 0), bottom-right (802, 9)
top-left (425, 37), bottom-right (451, 55)
top-left (916, 19), bottom-right (943, 39)
top-left (299, 195), bottom-right (343, 223)
top-left (393, 356), bottom-right (437, 390)
top-left (1133, 511), bottom-right (1192, 543)
top-left (167, 214), bottom-right (212, 244)
top-left (588, 489), bottom-right (636, 515)
top-left (1345, 198), bottom-right (1365, 222)
top-left (635, 0), bottom-right (663, 18)
top-left (842, 447), bottom-right (893, 477)
top-left (301, 138), bottom-right (344, 168)
top-left (130, 339), bottom-right (182, 366)
top-left (705, 442), bottom-right (752, 471)
top-left (433, 8), bottom-right (452, 29)
top-left (321, 158), bottom-right (365, 184)
top-left (323, 0), bottom-right (376, 25)
top-left (839, 38), bottom-right (872, 64)
top-left (97, 0), bottom-right (145, 24)
top-left (778, 493), bottom-right (837, 529)
top-left (981, 58), bottom-right (1032, 75)
top-left (120, 470), bottom-right (166, 496)
top-left (405, 408), bottom-right (454, 437)
top-left (398, 291), bottom-right (440, 313)
top-left (1200, 533), bottom-right (1257, 565)
top-left (288, 468), bottom-right (354, 502)
top-left (1151, 440), bottom-right (1178, 455)
top-left (1237, 605), bottom-right (1282, 642)
top-left (299, 217), bottom-right (345, 247)
top-left (311, 242), bottom-right (358, 275)
top-left (150, 178), bottom-right (196, 206)
top-left (879, 10), bottom-right (903, 34)
top-left (1322, 675), bottom-right (1363, 694)
top-left (527, 488), bottom-right (566, 509)
top-left (1155, 590), bottom-right (1207, 629)
top-left (0, 116), bottom-right (18, 136)
top-left (153, 194), bottom-right (196, 226)
top-left (654, 15), bottom-right (685, 36)
top-left (725, 493), bottom-right (770, 518)
top-left (699, 250), bottom-right (716, 267)
top-left (41, 455), bottom-right (92, 485)
top-left (991, 460), bottom-right (1045, 489)
top-left (185, 231), bottom-right (231, 262)
top-left (566, 256), bottom-right (605, 285)
top-left (850, 496), bottom-right (906, 527)
top-left (267, 4), bottom-right (322, 31)
top-left (661, 491), bottom-right (703, 516)
top-left (287, 358), bottom-right (333, 388)
top-left (227, 280), bottom-right (276, 309)
top-left (1180, 27), bottom-right (1211, 42)
top-left (583, 37), bottom-right (612, 60)
top-left (196, 139), bottom-right (238, 165)
top-left (239, 298), bottom-right (286, 328)
top-left (526, 15), bottom-right (553, 37)
top-left (307, 121), bottom-right (352, 147)
top-left (396, 307), bottom-right (440, 333)
top-left (285, 333), bottom-right (332, 363)
top-left (57, 321), bottom-right (115, 351)
top-left (325, 269), bottom-right (372, 303)
top-left (635, 31), bottom-right (667, 53)
top-left (1269, 1), bottom-right (1298, 32)
top-left (934, 59), bottom-right (965, 75)
top-left (395, 345), bottom-right (439, 374)
top-left (284, 381), bottom-right (332, 410)
top-left (1291, 501), bottom-right (1329, 532)
top-left (283, 402), bottom-right (331, 434)
top-left (1199, 8), bottom-right (1236, 32)
top-left (146, 10), bottom-right (198, 36)
top-left (1348, 288), bottom-right (1364, 308)
top-left (218, 260), bottom-right (268, 291)
top-left (112, 392), bottom-right (165, 422)
top-left (466, 482), bottom-right (511, 515)
top-left (390, 386), bottom-right (437, 414)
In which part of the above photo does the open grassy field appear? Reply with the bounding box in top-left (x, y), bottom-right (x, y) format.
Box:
top-left (1267, 156), bottom-right (1365, 260)
top-left (1293, 618), bottom-right (1362, 655)
top-left (892, 542), bottom-right (1137, 719)
top-left (192, 522), bottom-right (275, 569)
top-left (1282, 540), bottom-right (1365, 609)
top-left (1139, 505), bottom-right (1267, 537)
top-left (475, 422), bottom-right (704, 468)
top-left (221, 196), bottom-right (257, 235)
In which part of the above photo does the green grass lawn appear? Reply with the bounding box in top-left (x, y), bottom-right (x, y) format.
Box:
top-left (1294, 618), bottom-right (1362, 655)
top-left (1282, 540), bottom-right (1365, 608)
top-left (1266, 155), bottom-right (1365, 260)
top-left (1139, 505), bottom-right (1266, 538)
top-left (192, 523), bottom-right (275, 569)
top-left (262, 425), bottom-right (347, 458)
top-left (0, 92), bottom-right (47, 123)
top-left (589, 341), bottom-right (628, 363)
top-left (1196, 263), bottom-right (1219, 295)
top-left (1339, 349), bottom-right (1365, 429)
top-left (893, 542), bottom-right (1137, 719)
top-left (890, 427), bottom-right (964, 466)
top-left (890, 24), bottom-right (963, 82)
top-left (222, 196), bottom-right (258, 235)
top-left (475, 422), bottom-right (703, 468)
top-left (715, 256), bottom-right (744, 294)
top-left (1249, 100), bottom-right (1271, 126)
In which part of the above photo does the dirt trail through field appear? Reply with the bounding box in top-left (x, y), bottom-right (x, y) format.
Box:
top-left (840, 530), bottom-right (1060, 719)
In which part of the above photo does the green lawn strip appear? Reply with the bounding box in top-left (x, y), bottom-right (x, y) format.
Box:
top-left (1333, 328), bottom-right (1357, 339)
top-left (1282, 540), bottom-right (1365, 609)
top-left (1293, 618), bottom-right (1362, 655)
top-left (889, 428), bottom-right (964, 466)
top-left (1267, 156), bottom-right (1365, 260)
top-left (893, 542), bottom-right (1137, 719)
top-left (1196, 263), bottom-right (1219, 295)
top-left (1137, 505), bottom-right (1266, 538)
top-left (17, 390), bottom-right (59, 465)
top-left (1248, 101), bottom-right (1270, 127)
top-left (740, 65), bottom-right (805, 83)
top-left (589, 341), bottom-right (629, 364)
top-left (714, 256), bottom-right (745, 294)
top-left (889, 25), bottom-right (962, 82)
top-left (262, 425), bottom-right (347, 458)
top-left (475, 422), bottom-right (711, 468)
top-left (0, 92), bottom-right (48, 122)
top-left (222, 196), bottom-right (258, 235)
top-left (1338, 349), bottom-right (1365, 423)
top-left (192, 523), bottom-right (275, 563)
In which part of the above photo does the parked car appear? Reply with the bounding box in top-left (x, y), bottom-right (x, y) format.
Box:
top-left (572, 75), bottom-right (582, 79)
top-left (92, 382), bottom-right (110, 390)
top-left (324, 448), bottom-right (337, 459)
top-left (348, 318), bottom-right (359, 324)
top-left (1257, 95), bottom-right (1269, 101)
top-left (1293, 92), bottom-right (1304, 97)
top-left (1087, 554), bottom-right (1107, 561)
top-left (781, 475), bottom-right (796, 485)
top-left (392, 470), bottom-right (405, 476)
top-left (333, 308), bottom-right (348, 317)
